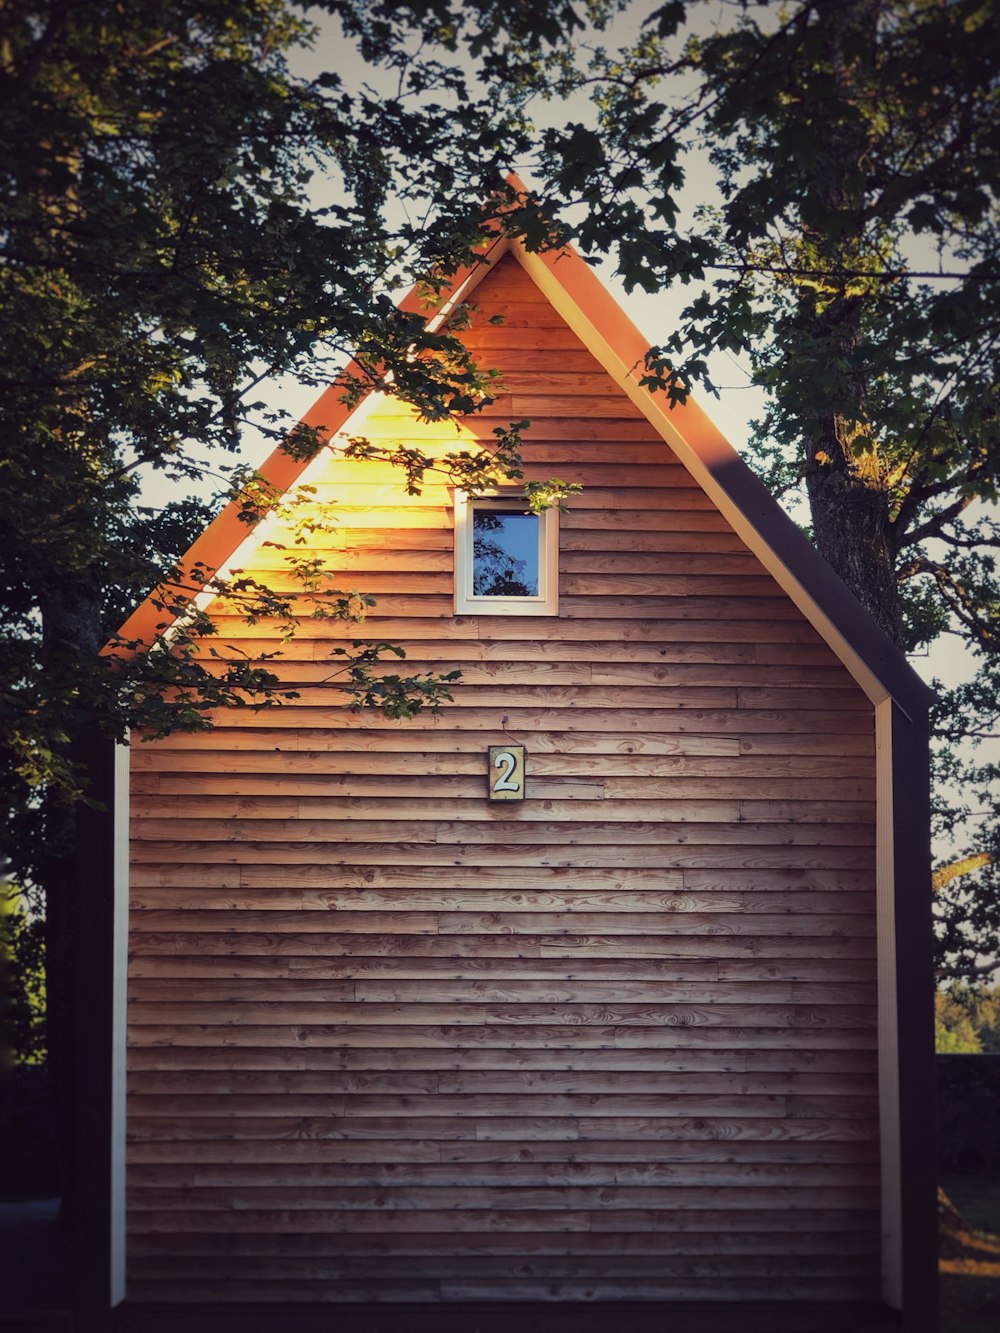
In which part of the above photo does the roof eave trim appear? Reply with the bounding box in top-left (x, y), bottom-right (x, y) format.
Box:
top-left (111, 234), bottom-right (512, 653)
top-left (511, 241), bottom-right (934, 719)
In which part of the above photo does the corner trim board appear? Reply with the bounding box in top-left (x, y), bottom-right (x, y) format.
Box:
top-left (111, 738), bottom-right (130, 1306)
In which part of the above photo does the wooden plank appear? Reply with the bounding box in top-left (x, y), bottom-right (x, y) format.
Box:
top-left (178, 659), bottom-right (864, 694)
top-left (303, 482), bottom-right (716, 510)
top-left (125, 1024), bottom-right (878, 1051)
top-left (125, 1070), bottom-right (876, 1098)
top-left (132, 774), bottom-right (875, 806)
top-left (122, 1276), bottom-right (880, 1303)
top-left (366, 416), bottom-right (664, 440)
top-left (133, 770), bottom-right (851, 804)
top-left (121, 1199), bottom-right (880, 1237)
top-left (129, 812), bottom-right (879, 842)
top-left (128, 890), bottom-right (875, 921)
top-left (130, 773), bottom-right (611, 800)
top-left (407, 350), bottom-right (606, 373)
top-left (130, 750), bottom-right (873, 780)
top-left (126, 1001), bottom-right (875, 1030)
top-left (122, 1277), bottom-right (446, 1301)
top-left (123, 1151), bottom-right (874, 1194)
top-left (199, 614), bottom-right (823, 644)
top-left (133, 797), bottom-right (766, 825)
top-left (130, 707), bottom-right (874, 734)
top-left (561, 529), bottom-right (750, 552)
top-left (169, 681), bottom-right (872, 717)
top-left (128, 977), bottom-right (875, 1005)
top-left (130, 830), bottom-right (878, 858)
top-left (124, 1252), bottom-right (880, 1281)
top-left (290, 460), bottom-right (687, 488)
top-left (126, 918), bottom-right (877, 957)
top-left (562, 575), bottom-right (783, 598)
top-left (202, 686), bottom-right (748, 711)
top-left (561, 506), bottom-right (732, 529)
top-left (128, 954), bottom-right (874, 984)
top-left (238, 546), bottom-right (455, 572)
top-left (561, 552), bottom-right (766, 576)
top-left (236, 570), bottom-right (451, 595)
top-left (123, 1114), bottom-right (874, 1146)
top-left (133, 865), bottom-right (692, 891)
top-left (131, 788), bottom-right (876, 818)
top-left (126, 1225), bottom-right (880, 1255)
top-left (125, 1046), bottom-right (875, 1073)
top-left (135, 728), bottom-right (747, 755)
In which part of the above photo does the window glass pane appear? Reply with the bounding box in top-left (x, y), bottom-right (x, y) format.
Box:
top-left (472, 509), bottom-right (539, 597)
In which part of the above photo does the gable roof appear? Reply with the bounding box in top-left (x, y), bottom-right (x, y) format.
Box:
top-left (115, 183), bottom-right (934, 719)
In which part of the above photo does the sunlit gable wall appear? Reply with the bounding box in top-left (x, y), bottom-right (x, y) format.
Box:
top-left (125, 252), bottom-right (879, 1306)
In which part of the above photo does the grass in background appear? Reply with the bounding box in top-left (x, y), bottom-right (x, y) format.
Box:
top-left (940, 1177), bottom-right (1000, 1333)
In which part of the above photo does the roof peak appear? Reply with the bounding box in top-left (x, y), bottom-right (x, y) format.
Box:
top-left (113, 222), bottom-right (933, 717)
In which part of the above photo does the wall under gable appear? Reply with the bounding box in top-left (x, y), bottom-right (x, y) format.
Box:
top-left (125, 252), bottom-right (880, 1305)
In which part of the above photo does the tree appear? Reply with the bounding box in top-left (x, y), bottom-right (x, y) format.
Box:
top-left (935, 981), bottom-right (1000, 1052)
top-left (527, 0), bottom-right (1000, 980)
top-left (0, 0), bottom-right (557, 813)
top-left (0, 0), bottom-right (591, 1205)
top-left (4, 0), bottom-right (999, 1198)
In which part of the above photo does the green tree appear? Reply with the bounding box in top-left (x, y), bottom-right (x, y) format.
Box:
top-left (4, 0), bottom-right (999, 1204)
top-left (935, 982), bottom-right (1000, 1052)
top-left (935, 990), bottom-right (983, 1054)
top-left (0, 0), bottom-right (589, 1200)
top-left (532, 0), bottom-right (1000, 981)
top-left (0, 881), bottom-right (46, 1066)
top-left (0, 0), bottom-right (556, 815)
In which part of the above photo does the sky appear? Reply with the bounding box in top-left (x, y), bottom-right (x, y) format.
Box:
top-left (122, 1), bottom-right (997, 874)
top-left (266, 4), bottom-right (978, 695)
top-left (133, 0), bottom-right (987, 725)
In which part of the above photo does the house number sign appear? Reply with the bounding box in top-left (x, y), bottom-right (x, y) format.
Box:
top-left (488, 745), bottom-right (525, 801)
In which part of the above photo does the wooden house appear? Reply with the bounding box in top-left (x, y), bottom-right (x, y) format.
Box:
top-left (83, 216), bottom-right (938, 1332)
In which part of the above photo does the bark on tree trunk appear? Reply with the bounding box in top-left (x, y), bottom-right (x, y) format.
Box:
top-left (805, 415), bottom-right (902, 646)
top-left (799, 0), bottom-right (904, 648)
top-left (38, 581), bottom-right (105, 1209)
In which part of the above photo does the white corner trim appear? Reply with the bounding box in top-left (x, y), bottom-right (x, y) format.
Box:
top-left (423, 236), bottom-right (512, 336)
top-left (875, 699), bottom-right (903, 1308)
top-left (110, 737), bottom-right (130, 1306)
top-left (513, 245), bottom-right (890, 709)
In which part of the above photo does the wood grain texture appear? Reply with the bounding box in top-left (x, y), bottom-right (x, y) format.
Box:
top-left (125, 251), bottom-right (880, 1306)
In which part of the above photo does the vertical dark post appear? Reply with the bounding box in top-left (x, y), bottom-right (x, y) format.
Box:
top-left (71, 730), bottom-right (117, 1330)
top-left (892, 702), bottom-right (938, 1332)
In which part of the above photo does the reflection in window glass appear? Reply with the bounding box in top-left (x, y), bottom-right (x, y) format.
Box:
top-left (472, 509), bottom-right (539, 597)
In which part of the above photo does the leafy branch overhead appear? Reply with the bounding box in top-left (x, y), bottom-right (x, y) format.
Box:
top-left (2, 0), bottom-right (998, 985)
top-left (106, 420), bottom-right (568, 744)
top-left (0, 0), bottom-right (579, 829)
top-left (529, 0), bottom-right (1000, 982)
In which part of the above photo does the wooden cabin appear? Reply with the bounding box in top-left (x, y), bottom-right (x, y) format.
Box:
top-left (88, 223), bottom-right (937, 1332)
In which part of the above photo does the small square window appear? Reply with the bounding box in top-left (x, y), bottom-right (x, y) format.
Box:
top-left (454, 491), bottom-right (558, 616)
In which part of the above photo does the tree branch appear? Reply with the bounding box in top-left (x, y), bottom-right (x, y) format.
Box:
top-left (894, 492), bottom-right (975, 552)
top-left (903, 557), bottom-right (1000, 648)
top-left (933, 851), bottom-right (994, 891)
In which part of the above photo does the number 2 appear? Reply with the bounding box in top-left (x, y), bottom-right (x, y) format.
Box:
top-left (493, 750), bottom-right (519, 792)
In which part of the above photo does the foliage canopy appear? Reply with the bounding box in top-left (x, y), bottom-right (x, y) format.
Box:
top-left (0, 0), bottom-right (574, 878)
top-left (0, 0), bottom-right (997, 979)
top-left (530, 0), bottom-right (1000, 978)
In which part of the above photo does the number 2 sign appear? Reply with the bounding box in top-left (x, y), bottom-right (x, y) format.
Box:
top-left (488, 745), bottom-right (525, 801)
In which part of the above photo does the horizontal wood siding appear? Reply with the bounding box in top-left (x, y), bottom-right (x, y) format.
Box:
top-left (126, 253), bottom-right (879, 1304)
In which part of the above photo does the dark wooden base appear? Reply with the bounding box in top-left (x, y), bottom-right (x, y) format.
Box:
top-left (100, 1300), bottom-right (901, 1333)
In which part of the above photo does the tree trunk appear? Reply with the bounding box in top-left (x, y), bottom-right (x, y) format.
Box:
top-left (805, 412), bottom-right (902, 645)
top-left (798, 0), bottom-right (903, 647)
top-left (38, 581), bottom-right (106, 1208)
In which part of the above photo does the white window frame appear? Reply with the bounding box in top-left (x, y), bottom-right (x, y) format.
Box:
top-left (454, 489), bottom-right (558, 617)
